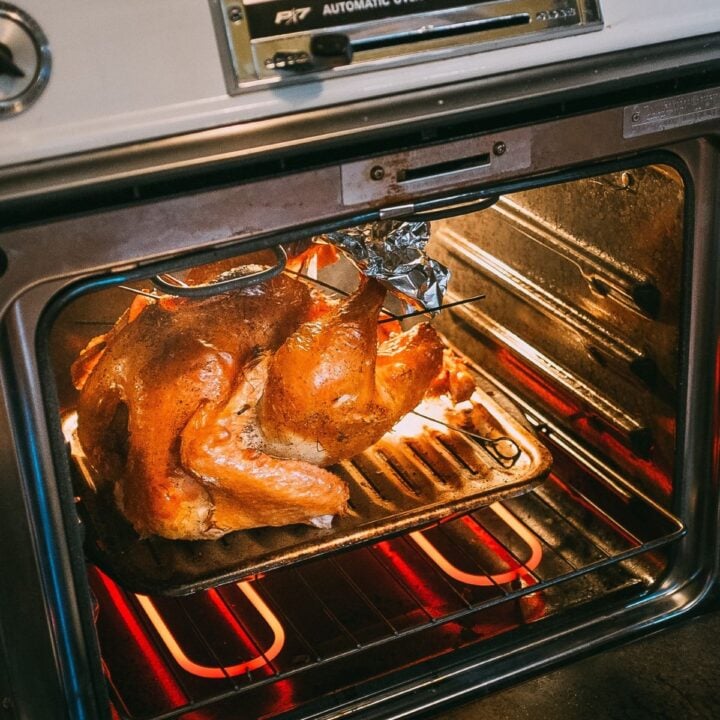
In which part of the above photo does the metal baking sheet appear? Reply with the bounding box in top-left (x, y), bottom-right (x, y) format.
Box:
top-left (67, 371), bottom-right (552, 596)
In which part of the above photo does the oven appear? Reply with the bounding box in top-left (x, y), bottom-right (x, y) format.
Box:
top-left (1, 2), bottom-right (720, 719)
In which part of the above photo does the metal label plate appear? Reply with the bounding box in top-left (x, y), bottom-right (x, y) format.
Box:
top-left (342, 128), bottom-right (532, 206)
top-left (624, 88), bottom-right (720, 138)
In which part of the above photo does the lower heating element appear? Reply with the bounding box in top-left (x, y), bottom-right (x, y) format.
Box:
top-left (88, 434), bottom-right (683, 720)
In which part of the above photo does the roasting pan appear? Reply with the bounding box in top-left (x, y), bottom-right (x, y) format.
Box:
top-left (65, 363), bottom-right (552, 595)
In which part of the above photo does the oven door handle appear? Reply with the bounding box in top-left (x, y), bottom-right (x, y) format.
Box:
top-left (150, 244), bottom-right (288, 298)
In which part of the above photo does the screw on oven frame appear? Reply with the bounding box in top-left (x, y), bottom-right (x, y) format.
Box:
top-left (370, 165), bottom-right (386, 181)
top-left (228, 5), bottom-right (243, 22)
top-left (493, 141), bottom-right (507, 156)
top-left (631, 111), bottom-right (641, 122)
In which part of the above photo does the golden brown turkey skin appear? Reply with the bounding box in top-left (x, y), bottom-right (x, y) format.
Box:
top-left (76, 273), bottom-right (348, 539)
top-left (76, 271), bottom-right (443, 540)
top-left (257, 277), bottom-right (445, 465)
top-left (179, 357), bottom-right (348, 534)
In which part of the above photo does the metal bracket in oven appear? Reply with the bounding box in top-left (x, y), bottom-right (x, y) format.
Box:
top-left (341, 129), bottom-right (532, 206)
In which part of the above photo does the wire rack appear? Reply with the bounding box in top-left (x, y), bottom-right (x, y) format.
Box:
top-left (90, 433), bottom-right (684, 720)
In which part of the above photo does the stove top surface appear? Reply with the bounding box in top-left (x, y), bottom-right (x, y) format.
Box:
top-left (0, 0), bottom-right (719, 168)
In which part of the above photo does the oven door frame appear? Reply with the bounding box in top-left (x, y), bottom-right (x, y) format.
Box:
top-left (0, 40), bottom-right (719, 720)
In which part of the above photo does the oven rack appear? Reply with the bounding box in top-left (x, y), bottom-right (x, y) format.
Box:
top-left (91, 438), bottom-right (685, 720)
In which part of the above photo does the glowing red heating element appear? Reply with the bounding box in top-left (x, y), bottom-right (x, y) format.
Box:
top-left (136, 582), bottom-right (285, 679)
top-left (135, 505), bottom-right (541, 679)
top-left (410, 502), bottom-right (543, 585)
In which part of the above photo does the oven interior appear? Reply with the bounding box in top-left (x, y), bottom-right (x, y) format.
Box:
top-left (44, 159), bottom-right (688, 720)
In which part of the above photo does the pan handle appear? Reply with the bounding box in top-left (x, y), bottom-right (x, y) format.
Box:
top-left (151, 245), bottom-right (288, 298)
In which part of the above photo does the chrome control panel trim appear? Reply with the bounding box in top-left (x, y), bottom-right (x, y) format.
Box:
top-left (213, 0), bottom-right (603, 92)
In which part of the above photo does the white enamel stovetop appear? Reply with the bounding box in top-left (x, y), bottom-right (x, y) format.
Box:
top-left (1, 0), bottom-right (719, 168)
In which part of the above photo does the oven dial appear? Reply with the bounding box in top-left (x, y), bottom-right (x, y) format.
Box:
top-left (0, 3), bottom-right (50, 117)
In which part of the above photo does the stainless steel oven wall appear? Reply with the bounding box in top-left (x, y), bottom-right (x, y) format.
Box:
top-left (429, 163), bottom-right (684, 505)
top-left (0, 86), bottom-right (719, 718)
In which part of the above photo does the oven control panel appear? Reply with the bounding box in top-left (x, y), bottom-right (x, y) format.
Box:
top-left (213, 0), bottom-right (603, 92)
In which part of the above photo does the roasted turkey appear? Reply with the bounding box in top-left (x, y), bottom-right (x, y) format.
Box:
top-left (74, 269), bottom-right (444, 540)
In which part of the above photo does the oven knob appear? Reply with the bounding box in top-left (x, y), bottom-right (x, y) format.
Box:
top-left (0, 42), bottom-right (24, 77)
top-left (0, 3), bottom-right (51, 118)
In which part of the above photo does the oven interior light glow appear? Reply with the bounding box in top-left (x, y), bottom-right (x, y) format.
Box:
top-left (499, 349), bottom-right (673, 495)
top-left (388, 395), bottom-right (462, 438)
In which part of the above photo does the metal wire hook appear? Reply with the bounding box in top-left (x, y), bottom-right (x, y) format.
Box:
top-left (411, 410), bottom-right (522, 469)
top-left (377, 293), bottom-right (486, 324)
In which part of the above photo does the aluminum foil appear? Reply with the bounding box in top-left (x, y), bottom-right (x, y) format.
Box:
top-left (320, 220), bottom-right (450, 310)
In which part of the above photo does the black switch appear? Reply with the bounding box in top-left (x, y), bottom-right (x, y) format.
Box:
top-left (309, 33), bottom-right (353, 68)
top-left (0, 42), bottom-right (24, 78)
